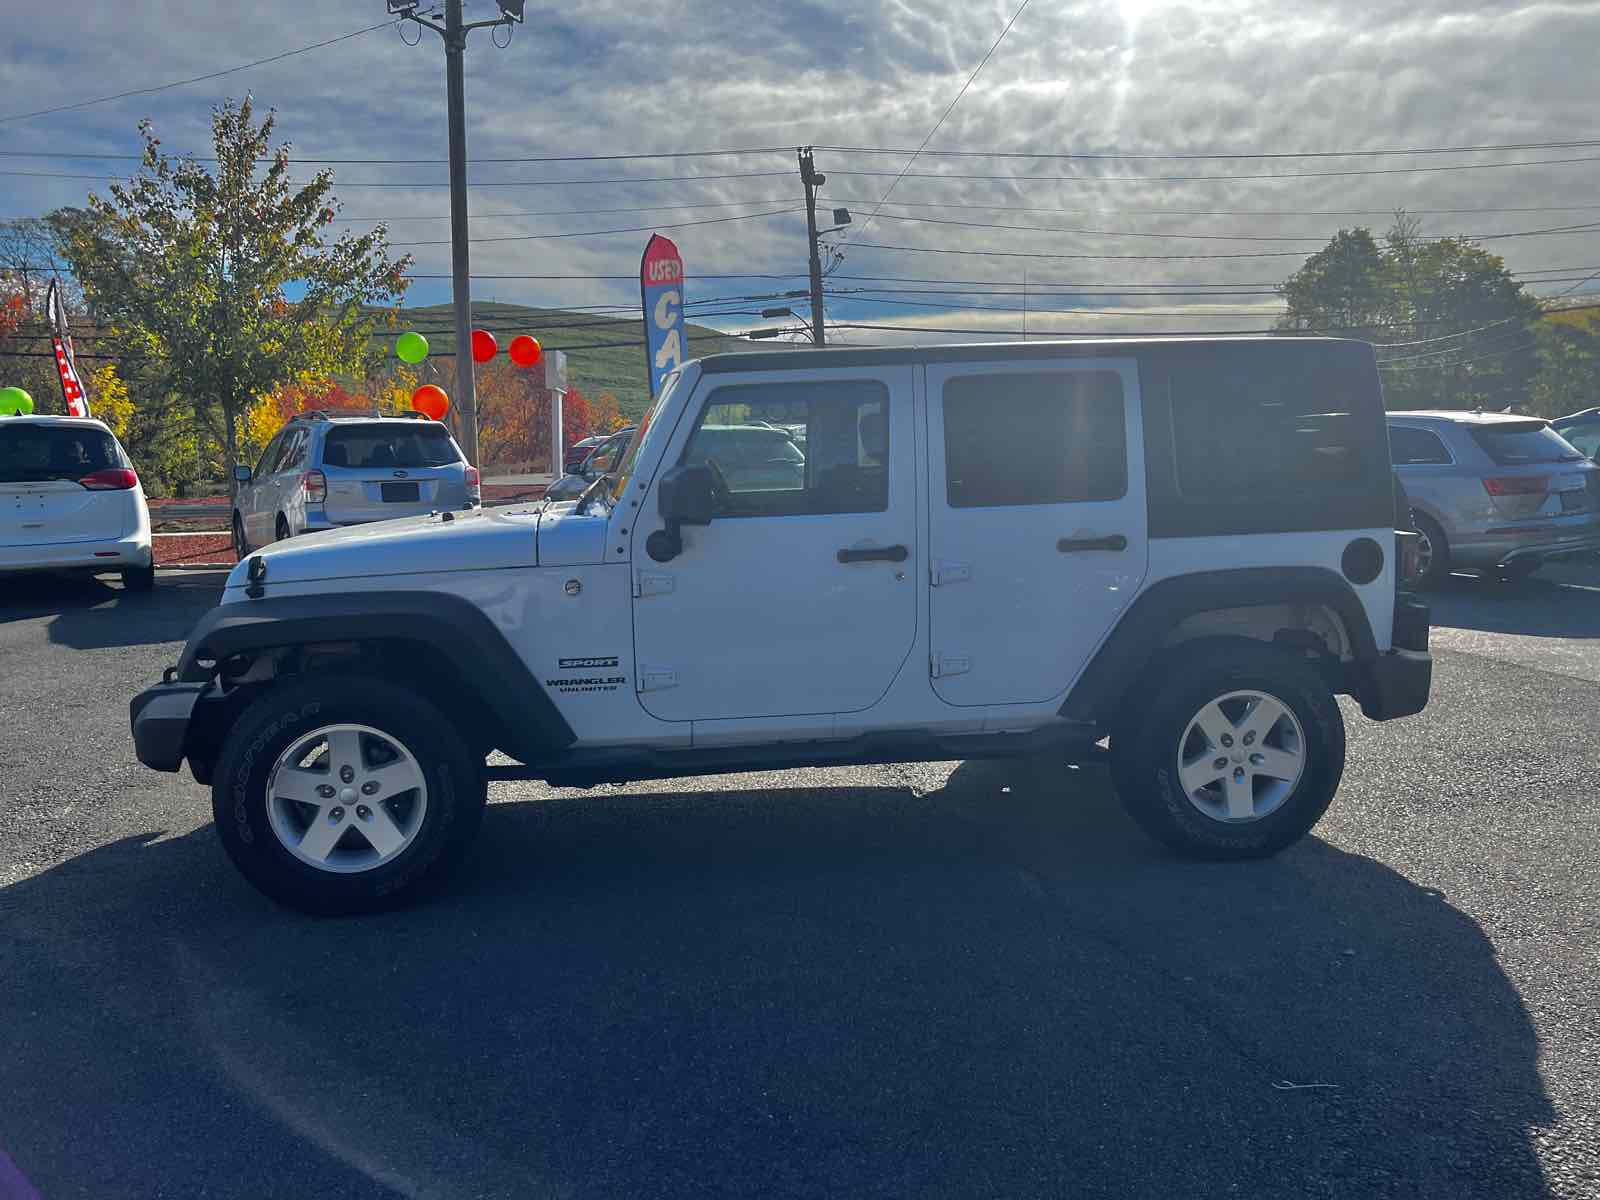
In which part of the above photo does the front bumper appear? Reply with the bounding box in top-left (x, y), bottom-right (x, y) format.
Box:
top-left (130, 680), bottom-right (206, 772)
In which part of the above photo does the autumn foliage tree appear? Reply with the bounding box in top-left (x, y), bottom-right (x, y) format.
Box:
top-left (57, 97), bottom-right (410, 487)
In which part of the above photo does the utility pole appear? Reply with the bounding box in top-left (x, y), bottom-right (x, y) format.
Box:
top-left (799, 147), bottom-right (827, 347)
top-left (389, 0), bottom-right (524, 465)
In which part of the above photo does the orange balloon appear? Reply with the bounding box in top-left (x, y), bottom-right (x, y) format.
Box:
top-left (509, 334), bottom-right (542, 368)
top-left (411, 384), bottom-right (450, 421)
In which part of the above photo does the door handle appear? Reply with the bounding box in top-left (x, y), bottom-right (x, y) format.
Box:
top-left (1056, 534), bottom-right (1128, 553)
top-left (837, 544), bottom-right (909, 564)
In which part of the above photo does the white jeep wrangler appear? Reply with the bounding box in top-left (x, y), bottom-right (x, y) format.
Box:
top-left (132, 338), bottom-right (1431, 913)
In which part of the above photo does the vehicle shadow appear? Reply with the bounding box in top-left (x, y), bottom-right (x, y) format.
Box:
top-left (0, 761), bottom-right (1552, 1199)
top-left (1426, 563), bottom-right (1600, 639)
top-left (0, 569), bottom-right (223, 649)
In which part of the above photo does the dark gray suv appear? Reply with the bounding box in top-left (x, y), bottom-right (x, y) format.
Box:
top-left (232, 412), bottom-right (478, 555)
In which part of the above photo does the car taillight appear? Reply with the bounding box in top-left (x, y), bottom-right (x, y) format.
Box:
top-left (1483, 475), bottom-right (1549, 496)
top-left (79, 468), bottom-right (138, 490)
top-left (464, 465), bottom-right (480, 498)
top-left (302, 469), bottom-right (327, 503)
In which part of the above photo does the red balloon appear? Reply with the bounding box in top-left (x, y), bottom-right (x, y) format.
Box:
top-left (470, 328), bottom-right (498, 364)
top-left (509, 334), bottom-right (542, 368)
top-left (411, 384), bottom-right (450, 421)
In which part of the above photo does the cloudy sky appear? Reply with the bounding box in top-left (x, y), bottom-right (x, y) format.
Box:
top-left (3, 0), bottom-right (1598, 352)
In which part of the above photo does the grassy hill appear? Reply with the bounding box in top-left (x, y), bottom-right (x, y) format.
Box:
top-left (387, 302), bottom-right (773, 422)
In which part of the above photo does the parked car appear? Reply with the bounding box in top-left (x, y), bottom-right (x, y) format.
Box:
top-left (133, 336), bottom-right (1431, 913)
top-left (0, 414), bottom-right (154, 591)
top-left (1388, 410), bottom-right (1600, 586)
top-left (232, 411), bottom-right (478, 557)
top-left (564, 434), bottom-right (605, 473)
top-left (1551, 407), bottom-right (1600, 461)
top-left (681, 424), bottom-right (807, 495)
top-left (544, 428), bottom-right (634, 503)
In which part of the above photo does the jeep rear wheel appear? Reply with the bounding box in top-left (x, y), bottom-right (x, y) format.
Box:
top-left (211, 675), bottom-right (487, 914)
top-left (1111, 640), bottom-right (1345, 860)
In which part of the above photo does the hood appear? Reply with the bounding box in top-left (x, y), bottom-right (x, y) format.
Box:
top-left (532, 503), bottom-right (611, 566)
top-left (227, 507), bottom-right (540, 589)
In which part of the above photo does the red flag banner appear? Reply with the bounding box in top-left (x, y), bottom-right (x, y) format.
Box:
top-left (46, 278), bottom-right (89, 417)
top-left (51, 334), bottom-right (88, 417)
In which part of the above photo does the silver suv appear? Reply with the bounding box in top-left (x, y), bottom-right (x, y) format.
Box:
top-left (1388, 410), bottom-right (1600, 585)
top-left (232, 411), bottom-right (478, 555)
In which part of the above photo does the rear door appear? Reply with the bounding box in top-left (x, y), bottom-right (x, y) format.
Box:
top-left (0, 422), bottom-right (130, 547)
top-left (321, 422), bottom-right (464, 523)
top-left (925, 359), bottom-right (1148, 707)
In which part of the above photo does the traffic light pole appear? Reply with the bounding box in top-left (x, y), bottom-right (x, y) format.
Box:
top-left (799, 147), bottom-right (826, 347)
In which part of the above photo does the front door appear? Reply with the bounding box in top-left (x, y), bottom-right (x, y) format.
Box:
top-left (629, 366), bottom-right (918, 724)
top-left (926, 359), bottom-right (1149, 707)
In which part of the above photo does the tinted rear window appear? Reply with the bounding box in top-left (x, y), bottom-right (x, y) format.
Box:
top-left (1172, 357), bottom-right (1378, 498)
top-left (322, 424), bottom-right (461, 469)
top-left (1469, 423), bottom-right (1584, 466)
top-left (0, 424), bottom-right (122, 483)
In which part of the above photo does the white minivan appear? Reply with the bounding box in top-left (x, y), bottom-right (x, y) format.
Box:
top-left (0, 415), bottom-right (154, 590)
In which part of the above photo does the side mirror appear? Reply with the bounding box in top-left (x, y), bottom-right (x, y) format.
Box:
top-left (232, 465), bottom-right (252, 484)
top-left (647, 464), bottom-right (716, 562)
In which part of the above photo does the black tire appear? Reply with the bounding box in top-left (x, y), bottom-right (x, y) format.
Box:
top-left (1111, 639), bottom-right (1346, 860)
top-left (211, 675), bottom-right (487, 915)
top-left (121, 563), bottom-right (156, 592)
top-left (274, 514), bottom-right (291, 543)
top-left (232, 511), bottom-right (249, 559)
top-left (1411, 511), bottom-right (1451, 590)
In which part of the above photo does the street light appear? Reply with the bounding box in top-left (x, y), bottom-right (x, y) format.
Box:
top-left (387, 0), bottom-right (520, 468)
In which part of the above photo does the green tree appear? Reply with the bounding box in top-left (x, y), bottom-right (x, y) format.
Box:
top-left (1278, 216), bottom-right (1542, 411)
top-left (1277, 227), bottom-right (1391, 341)
top-left (1528, 315), bottom-right (1600, 418)
top-left (55, 97), bottom-right (410, 484)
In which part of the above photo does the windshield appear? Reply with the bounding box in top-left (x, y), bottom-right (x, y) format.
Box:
top-left (0, 424), bottom-right (123, 483)
top-left (1470, 423), bottom-right (1585, 466)
top-left (608, 369), bottom-right (681, 501)
top-left (323, 423), bottom-right (462, 469)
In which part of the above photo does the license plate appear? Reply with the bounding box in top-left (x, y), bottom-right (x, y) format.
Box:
top-left (1561, 490), bottom-right (1587, 512)
top-left (381, 481), bottom-right (420, 502)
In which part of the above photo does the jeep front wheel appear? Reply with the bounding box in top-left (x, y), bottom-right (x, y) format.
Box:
top-left (211, 676), bottom-right (487, 914)
top-left (1111, 640), bottom-right (1345, 859)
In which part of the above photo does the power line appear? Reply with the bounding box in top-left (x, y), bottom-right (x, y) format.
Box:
top-left (0, 168), bottom-right (798, 188)
top-left (329, 197), bottom-right (806, 221)
top-left (0, 22), bottom-right (396, 125)
top-left (832, 196), bottom-right (1600, 218)
top-left (826, 153), bottom-right (1600, 184)
top-left (850, 239), bottom-right (1306, 261)
top-left (389, 206), bottom-right (801, 247)
top-left (860, 211), bottom-right (1600, 245)
top-left (844, 0), bottom-right (1032, 245)
top-left (817, 137), bottom-right (1600, 162)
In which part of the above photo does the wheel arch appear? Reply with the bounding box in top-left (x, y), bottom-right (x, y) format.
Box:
top-left (1061, 567), bottom-right (1378, 726)
top-left (177, 591), bottom-right (575, 770)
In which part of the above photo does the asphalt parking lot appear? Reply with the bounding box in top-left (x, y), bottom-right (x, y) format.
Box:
top-left (2, 565), bottom-right (1598, 1199)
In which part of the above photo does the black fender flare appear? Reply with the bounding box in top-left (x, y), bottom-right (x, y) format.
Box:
top-left (177, 590), bottom-right (576, 761)
top-left (1060, 566), bottom-right (1379, 725)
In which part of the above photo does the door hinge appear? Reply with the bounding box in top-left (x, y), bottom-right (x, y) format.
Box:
top-left (633, 571), bottom-right (675, 598)
top-left (638, 666), bottom-right (678, 692)
top-left (930, 652), bottom-right (972, 678)
top-left (930, 559), bottom-right (971, 587)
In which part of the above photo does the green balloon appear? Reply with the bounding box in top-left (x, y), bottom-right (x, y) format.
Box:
top-left (0, 387), bottom-right (34, 415)
top-left (395, 331), bottom-right (429, 364)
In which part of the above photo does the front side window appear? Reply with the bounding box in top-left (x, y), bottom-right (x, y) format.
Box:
top-left (253, 432), bottom-right (284, 479)
top-left (680, 379), bottom-right (889, 517)
top-left (943, 370), bottom-right (1126, 507)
